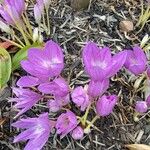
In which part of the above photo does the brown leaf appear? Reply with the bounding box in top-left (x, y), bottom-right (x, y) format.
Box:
top-left (125, 144), bottom-right (150, 150)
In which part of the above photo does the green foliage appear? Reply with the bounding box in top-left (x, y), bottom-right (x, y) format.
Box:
top-left (0, 48), bottom-right (11, 89)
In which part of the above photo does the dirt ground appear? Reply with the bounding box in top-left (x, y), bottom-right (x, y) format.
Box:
top-left (0, 0), bottom-right (150, 149)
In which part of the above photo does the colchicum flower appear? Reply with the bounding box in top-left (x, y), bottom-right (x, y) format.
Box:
top-left (96, 95), bottom-right (118, 117)
top-left (82, 42), bottom-right (127, 81)
top-left (9, 88), bottom-right (41, 118)
top-left (124, 46), bottom-right (147, 75)
top-left (56, 111), bottom-right (78, 138)
top-left (0, 0), bottom-right (25, 25)
top-left (21, 40), bottom-right (64, 79)
top-left (71, 86), bottom-right (90, 111)
top-left (88, 79), bottom-right (109, 97)
top-left (71, 126), bottom-right (84, 140)
top-left (12, 113), bottom-right (53, 150)
top-left (135, 101), bottom-right (148, 113)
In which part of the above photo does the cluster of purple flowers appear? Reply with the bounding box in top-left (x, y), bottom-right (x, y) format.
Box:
top-left (0, 0), bottom-right (50, 26)
top-left (11, 40), bottom-right (149, 149)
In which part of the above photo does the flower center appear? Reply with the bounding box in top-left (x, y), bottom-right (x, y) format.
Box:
top-left (92, 61), bottom-right (107, 69)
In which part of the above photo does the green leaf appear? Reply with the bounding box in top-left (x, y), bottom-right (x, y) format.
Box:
top-left (12, 43), bottom-right (42, 71)
top-left (0, 48), bottom-right (11, 89)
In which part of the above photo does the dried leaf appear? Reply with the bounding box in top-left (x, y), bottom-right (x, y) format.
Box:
top-left (0, 41), bottom-right (13, 49)
top-left (141, 34), bottom-right (149, 48)
top-left (125, 144), bottom-right (150, 150)
top-left (0, 118), bottom-right (7, 126)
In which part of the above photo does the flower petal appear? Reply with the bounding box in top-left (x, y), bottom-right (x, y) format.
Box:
top-left (17, 76), bottom-right (40, 87)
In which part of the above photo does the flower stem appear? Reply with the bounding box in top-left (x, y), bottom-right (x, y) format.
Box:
top-left (46, 7), bottom-right (50, 35)
top-left (84, 115), bottom-right (99, 131)
top-left (22, 12), bottom-right (33, 37)
top-left (11, 31), bottom-right (25, 47)
top-left (82, 104), bottom-right (91, 126)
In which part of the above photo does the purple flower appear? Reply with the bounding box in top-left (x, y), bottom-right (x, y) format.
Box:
top-left (82, 42), bottom-right (127, 81)
top-left (71, 126), bottom-right (84, 140)
top-left (135, 101), bottom-right (148, 113)
top-left (88, 79), bottom-right (109, 97)
top-left (96, 95), bottom-right (118, 117)
top-left (21, 40), bottom-right (64, 79)
top-left (146, 95), bottom-right (150, 107)
top-left (38, 77), bottom-right (69, 97)
top-left (9, 88), bottom-right (41, 118)
top-left (56, 111), bottom-right (78, 138)
top-left (124, 46), bottom-right (147, 75)
top-left (12, 113), bottom-right (54, 150)
top-left (17, 76), bottom-right (40, 87)
top-left (47, 100), bottom-right (60, 112)
top-left (71, 86), bottom-right (90, 111)
top-left (0, 0), bottom-right (25, 24)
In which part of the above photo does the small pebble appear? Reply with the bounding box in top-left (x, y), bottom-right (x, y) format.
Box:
top-left (119, 20), bottom-right (134, 32)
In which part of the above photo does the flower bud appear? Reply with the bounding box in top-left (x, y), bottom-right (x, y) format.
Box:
top-left (47, 100), bottom-right (60, 112)
top-left (71, 86), bottom-right (90, 111)
top-left (135, 101), bottom-right (148, 113)
top-left (96, 95), bottom-right (117, 117)
top-left (71, 126), bottom-right (84, 140)
top-left (34, 4), bottom-right (43, 24)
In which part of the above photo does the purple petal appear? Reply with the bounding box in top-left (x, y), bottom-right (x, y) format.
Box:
top-left (11, 118), bottom-right (37, 129)
top-left (17, 76), bottom-right (40, 87)
top-left (21, 60), bottom-right (51, 78)
top-left (24, 133), bottom-right (50, 150)
top-left (107, 50), bottom-right (127, 77)
top-left (13, 128), bottom-right (36, 143)
top-left (44, 40), bottom-right (64, 76)
top-left (88, 79), bottom-right (109, 97)
top-left (38, 78), bottom-right (69, 96)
